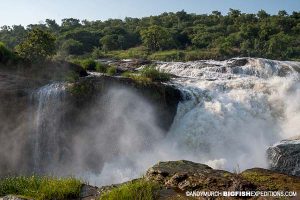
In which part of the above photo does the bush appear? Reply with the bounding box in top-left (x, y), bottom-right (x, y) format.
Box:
top-left (80, 59), bottom-right (97, 70)
top-left (148, 50), bottom-right (185, 61)
top-left (0, 176), bottom-right (82, 200)
top-left (0, 42), bottom-right (16, 64)
top-left (140, 66), bottom-right (170, 82)
top-left (122, 71), bottom-right (151, 84)
top-left (64, 71), bottom-right (80, 82)
top-left (95, 62), bottom-right (109, 73)
top-left (106, 66), bottom-right (117, 76)
top-left (100, 179), bottom-right (159, 200)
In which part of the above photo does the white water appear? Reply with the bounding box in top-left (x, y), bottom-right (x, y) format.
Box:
top-left (29, 58), bottom-right (300, 186)
top-left (32, 83), bottom-right (66, 174)
top-left (156, 57), bottom-right (300, 170)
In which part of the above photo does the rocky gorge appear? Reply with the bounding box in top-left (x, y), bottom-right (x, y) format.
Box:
top-left (0, 57), bottom-right (300, 199)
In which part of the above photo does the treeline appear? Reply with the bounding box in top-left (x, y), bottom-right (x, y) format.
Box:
top-left (1, 9), bottom-right (300, 61)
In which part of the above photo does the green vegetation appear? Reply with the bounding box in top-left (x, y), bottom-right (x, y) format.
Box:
top-left (0, 9), bottom-right (300, 61)
top-left (15, 29), bottom-right (56, 62)
top-left (140, 66), bottom-right (170, 82)
top-left (122, 72), bottom-right (151, 84)
top-left (106, 66), bottom-right (117, 75)
top-left (95, 62), bottom-right (109, 73)
top-left (79, 59), bottom-right (97, 70)
top-left (0, 9), bottom-right (299, 61)
top-left (140, 25), bottom-right (173, 51)
top-left (0, 42), bottom-right (17, 64)
top-left (100, 179), bottom-right (159, 200)
top-left (122, 66), bottom-right (170, 84)
top-left (241, 169), bottom-right (300, 191)
top-left (0, 176), bottom-right (82, 200)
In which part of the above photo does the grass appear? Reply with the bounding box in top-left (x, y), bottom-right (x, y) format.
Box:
top-left (240, 168), bottom-right (300, 191)
top-left (99, 179), bottom-right (159, 200)
top-left (106, 66), bottom-right (117, 75)
top-left (140, 66), bottom-right (170, 82)
top-left (101, 47), bottom-right (222, 61)
top-left (103, 46), bottom-right (149, 60)
top-left (0, 176), bottom-right (82, 200)
top-left (122, 66), bottom-right (170, 84)
top-left (122, 72), bottom-right (152, 84)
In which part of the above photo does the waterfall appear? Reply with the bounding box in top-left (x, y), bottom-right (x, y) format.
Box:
top-left (32, 83), bottom-right (67, 174)
top-left (156, 57), bottom-right (300, 170)
top-left (25, 57), bottom-right (300, 185)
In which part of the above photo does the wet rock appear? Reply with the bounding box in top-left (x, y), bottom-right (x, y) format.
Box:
top-left (267, 138), bottom-right (300, 176)
top-left (80, 184), bottom-right (100, 200)
top-left (227, 58), bottom-right (249, 67)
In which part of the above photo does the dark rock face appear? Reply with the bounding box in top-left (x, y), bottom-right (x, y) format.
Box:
top-left (267, 139), bottom-right (300, 176)
top-left (70, 74), bottom-right (182, 131)
top-left (0, 68), bottom-right (182, 177)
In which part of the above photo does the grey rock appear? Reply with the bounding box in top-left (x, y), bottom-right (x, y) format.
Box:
top-left (267, 139), bottom-right (300, 176)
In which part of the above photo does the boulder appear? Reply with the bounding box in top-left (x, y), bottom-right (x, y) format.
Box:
top-left (145, 160), bottom-right (255, 191)
top-left (267, 138), bottom-right (300, 176)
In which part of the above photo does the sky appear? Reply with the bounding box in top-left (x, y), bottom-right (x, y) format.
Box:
top-left (0, 0), bottom-right (299, 27)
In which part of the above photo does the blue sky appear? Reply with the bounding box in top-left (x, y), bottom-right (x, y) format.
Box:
top-left (0, 0), bottom-right (299, 26)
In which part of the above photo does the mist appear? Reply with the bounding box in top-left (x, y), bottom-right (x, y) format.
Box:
top-left (0, 58), bottom-right (299, 187)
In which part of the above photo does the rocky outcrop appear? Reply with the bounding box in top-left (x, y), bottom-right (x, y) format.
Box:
top-left (99, 160), bottom-right (300, 199)
top-left (267, 138), bottom-right (300, 176)
top-left (68, 74), bottom-right (182, 131)
top-left (145, 160), bottom-right (255, 192)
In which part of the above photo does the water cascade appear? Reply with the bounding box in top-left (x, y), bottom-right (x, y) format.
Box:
top-left (157, 57), bottom-right (300, 170)
top-left (25, 58), bottom-right (300, 185)
top-left (31, 83), bottom-right (67, 174)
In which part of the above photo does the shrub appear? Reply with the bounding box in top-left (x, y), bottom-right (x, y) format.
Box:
top-left (64, 71), bottom-right (80, 82)
top-left (80, 59), bottom-right (97, 70)
top-left (0, 176), bottom-right (82, 200)
top-left (106, 66), bottom-right (117, 76)
top-left (100, 179), bottom-right (159, 200)
top-left (95, 62), bottom-right (109, 73)
top-left (122, 71), bottom-right (151, 84)
top-left (0, 42), bottom-right (16, 64)
top-left (148, 50), bottom-right (185, 61)
top-left (140, 66), bottom-right (170, 82)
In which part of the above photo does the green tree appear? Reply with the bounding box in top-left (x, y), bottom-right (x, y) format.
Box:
top-left (15, 29), bottom-right (56, 62)
top-left (60, 39), bottom-right (83, 55)
top-left (267, 32), bottom-right (292, 59)
top-left (140, 25), bottom-right (172, 51)
top-left (100, 34), bottom-right (119, 52)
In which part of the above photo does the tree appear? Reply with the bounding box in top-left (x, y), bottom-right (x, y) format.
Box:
top-left (15, 29), bottom-right (56, 62)
top-left (100, 34), bottom-right (119, 52)
top-left (228, 9), bottom-right (241, 18)
top-left (257, 10), bottom-right (270, 19)
top-left (140, 25), bottom-right (172, 51)
top-left (267, 32), bottom-right (292, 59)
top-left (278, 10), bottom-right (288, 17)
top-left (60, 39), bottom-right (83, 55)
top-left (45, 19), bottom-right (60, 32)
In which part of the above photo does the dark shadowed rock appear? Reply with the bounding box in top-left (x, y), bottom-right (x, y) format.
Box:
top-left (227, 58), bottom-right (249, 67)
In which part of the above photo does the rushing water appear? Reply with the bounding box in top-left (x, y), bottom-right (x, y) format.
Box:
top-left (28, 58), bottom-right (300, 185)
top-left (31, 83), bottom-right (67, 174)
top-left (157, 57), bottom-right (300, 170)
